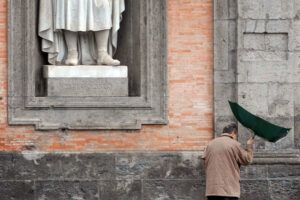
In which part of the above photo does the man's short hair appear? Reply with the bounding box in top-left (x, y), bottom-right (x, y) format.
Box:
top-left (223, 123), bottom-right (238, 134)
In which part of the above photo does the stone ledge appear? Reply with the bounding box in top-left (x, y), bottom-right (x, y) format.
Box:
top-left (252, 150), bottom-right (300, 164)
top-left (43, 65), bottom-right (128, 78)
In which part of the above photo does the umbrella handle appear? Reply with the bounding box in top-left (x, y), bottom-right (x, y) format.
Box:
top-left (246, 128), bottom-right (256, 139)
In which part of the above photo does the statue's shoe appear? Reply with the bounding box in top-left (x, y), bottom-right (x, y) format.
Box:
top-left (97, 51), bottom-right (120, 66)
top-left (65, 51), bottom-right (78, 65)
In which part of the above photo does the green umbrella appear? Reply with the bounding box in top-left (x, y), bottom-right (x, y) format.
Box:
top-left (228, 101), bottom-right (291, 142)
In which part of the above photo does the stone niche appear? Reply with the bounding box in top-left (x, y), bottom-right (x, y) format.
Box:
top-left (8, 0), bottom-right (168, 130)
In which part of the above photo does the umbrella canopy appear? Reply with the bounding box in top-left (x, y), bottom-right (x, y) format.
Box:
top-left (228, 101), bottom-right (291, 142)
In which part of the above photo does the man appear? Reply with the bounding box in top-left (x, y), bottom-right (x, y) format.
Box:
top-left (202, 123), bottom-right (255, 200)
top-left (39, 0), bottom-right (125, 65)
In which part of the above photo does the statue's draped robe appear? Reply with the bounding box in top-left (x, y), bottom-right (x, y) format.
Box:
top-left (39, 0), bottom-right (125, 65)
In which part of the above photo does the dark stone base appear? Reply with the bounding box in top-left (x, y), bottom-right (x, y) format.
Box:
top-left (0, 151), bottom-right (299, 200)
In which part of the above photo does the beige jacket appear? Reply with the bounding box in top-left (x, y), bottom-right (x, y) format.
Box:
top-left (202, 133), bottom-right (253, 198)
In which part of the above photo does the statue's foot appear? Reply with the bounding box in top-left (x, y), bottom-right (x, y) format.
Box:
top-left (65, 51), bottom-right (79, 65)
top-left (97, 51), bottom-right (120, 66)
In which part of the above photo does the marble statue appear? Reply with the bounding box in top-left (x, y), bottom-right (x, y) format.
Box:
top-left (39, 0), bottom-right (125, 65)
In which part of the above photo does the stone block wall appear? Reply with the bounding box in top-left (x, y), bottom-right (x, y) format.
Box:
top-left (0, 152), bottom-right (299, 200)
top-left (214, 0), bottom-right (300, 199)
top-left (214, 0), bottom-right (300, 151)
top-left (237, 0), bottom-right (297, 151)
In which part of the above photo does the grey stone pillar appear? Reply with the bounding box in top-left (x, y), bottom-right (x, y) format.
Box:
top-left (214, 0), bottom-right (238, 136)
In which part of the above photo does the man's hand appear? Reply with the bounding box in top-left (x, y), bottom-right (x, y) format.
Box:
top-left (247, 136), bottom-right (255, 146)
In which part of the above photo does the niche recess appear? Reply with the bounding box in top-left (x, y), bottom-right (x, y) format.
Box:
top-left (8, 0), bottom-right (168, 130)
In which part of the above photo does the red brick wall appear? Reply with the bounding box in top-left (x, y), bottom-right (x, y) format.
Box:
top-left (0, 0), bottom-right (213, 151)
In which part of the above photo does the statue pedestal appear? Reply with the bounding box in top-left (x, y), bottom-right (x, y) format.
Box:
top-left (43, 65), bottom-right (128, 97)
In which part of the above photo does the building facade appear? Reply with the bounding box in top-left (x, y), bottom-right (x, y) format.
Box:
top-left (0, 0), bottom-right (299, 199)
